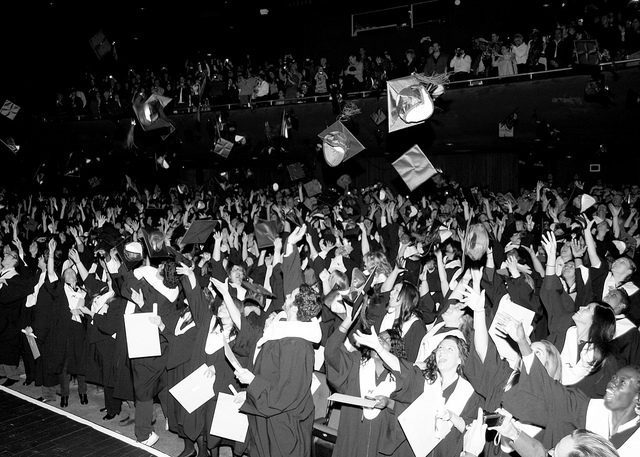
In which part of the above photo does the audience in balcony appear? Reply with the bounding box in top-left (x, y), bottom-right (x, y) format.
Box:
top-left (51, 1), bottom-right (640, 119)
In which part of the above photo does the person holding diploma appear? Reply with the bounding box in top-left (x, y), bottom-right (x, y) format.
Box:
top-left (234, 225), bottom-right (323, 457)
top-left (354, 328), bottom-right (482, 457)
top-left (325, 307), bottom-right (411, 457)
top-left (173, 261), bottom-right (259, 457)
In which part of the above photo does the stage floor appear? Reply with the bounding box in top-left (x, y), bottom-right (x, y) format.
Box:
top-left (0, 387), bottom-right (169, 457)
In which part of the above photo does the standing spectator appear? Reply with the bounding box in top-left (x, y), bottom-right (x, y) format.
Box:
top-left (527, 29), bottom-right (546, 72)
top-left (402, 49), bottom-right (419, 75)
top-left (449, 47), bottom-right (472, 81)
top-left (175, 76), bottom-right (191, 108)
top-left (342, 54), bottom-right (364, 91)
top-left (252, 72), bottom-right (269, 101)
top-left (546, 28), bottom-right (570, 69)
top-left (624, 17), bottom-right (640, 57)
top-left (238, 70), bottom-right (256, 106)
top-left (267, 70), bottom-right (280, 98)
top-left (511, 33), bottom-right (530, 73)
top-left (281, 61), bottom-right (302, 99)
top-left (313, 66), bottom-right (329, 94)
top-left (359, 47), bottom-right (373, 88)
top-left (424, 41), bottom-right (449, 75)
top-left (492, 45), bottom-right (518, 76)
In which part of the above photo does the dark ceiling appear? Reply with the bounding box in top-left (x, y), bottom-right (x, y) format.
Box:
top-left (1, 0), bottom-right (585, 106)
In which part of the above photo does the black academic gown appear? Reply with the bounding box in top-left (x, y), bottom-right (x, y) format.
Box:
top-left (392, 360), bottom-right (482, 457)
top-left (32, 279), bottom-right (89, 386)
top-left (241, 336), bottom-right (316, 457)
top-left (0, 270), bottom-right (34, 366)
top-left (325, 329), bottom-right (410, 457)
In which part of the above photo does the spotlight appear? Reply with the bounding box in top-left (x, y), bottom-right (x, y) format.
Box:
top-left (259, 8), bottom-right (269, 15)
top-left (454, 0), bottom-right (461, 5)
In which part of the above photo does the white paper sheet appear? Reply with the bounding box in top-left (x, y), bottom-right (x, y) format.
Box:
top-left (124, 312), bottom-right (161, 358)
top-left (169, 364), bottom-right (216, 414)
top-left (488, 296), bottom-right (536, 363)
top-left (314, 346), bottom-right (325, 371)
top-left (398, 390), bottom-right (444, 457)
top-left (311, 373), bottom-right (321, 394)
top-left (210, 392), bottom-right (249, 442)
top-left (327, 393), bottom-right (377, 408)
top-left (223, 336), bottom-right (243, 371)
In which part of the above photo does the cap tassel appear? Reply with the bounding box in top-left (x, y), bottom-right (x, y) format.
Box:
top-left (126, 119), bottom-right (137, 150)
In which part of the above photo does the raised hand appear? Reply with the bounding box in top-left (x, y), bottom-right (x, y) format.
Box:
top-left (540, 231), bottom-right (557, 262)
top-left (353, 327), bottom-right (381, 350)
top-left (570, 237), bottom-right (587, 258)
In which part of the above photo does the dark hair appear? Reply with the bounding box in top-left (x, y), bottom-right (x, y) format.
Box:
top-left (385, 328), bottom-right (407, 360)
top-left (294, 284), bottom-right (322, 322)
top-left (423, 336), bottom-right (469, 384)
top-left (392, 282), bottom-right (421, 331)
top-left (161, 261), bottom-right (180, 289)
top-left (589, 302), bottom-right (616, 366)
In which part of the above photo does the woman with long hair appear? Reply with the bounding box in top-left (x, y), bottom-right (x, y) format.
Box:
top-left (377, 281), bottom-right (426, 362)
top-left (541, 231), bottom-right (618, 397)
top-left (355, 330), bottom-right (482, 457)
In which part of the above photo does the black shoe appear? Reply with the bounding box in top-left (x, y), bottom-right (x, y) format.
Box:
top-left (79, 394), bottom-right (88, 405)
top-left (99, 407), bottom-right (107, 412)
top-left (2, 379), bottom-right (18, 387)
top-left (60, 396), bottom-right (69, 408)
top-left (23, 378), bottom-right (34, 386)
top-left (103, 413), bottom-right (118, 420)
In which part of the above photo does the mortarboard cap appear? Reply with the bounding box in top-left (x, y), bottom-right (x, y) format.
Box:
top-left (141, 229), bottom-right (171, 260)
top-left (387, 75), bottom-right (443, 132)
top-left (392, 145), bottom-right (441, 191)
top-left (303, 179), bottom-right (322, 197)
top-left (133, 94), bottom-right (175, 139)
top-left (242, 280), bottom-right (276, 299)
top-left (318, 121), bottom-right (365, 167)
top-left (213, 138), bottom-right (234, 158)
top-left (580, 194), bottom-right (596, 212)
top-left (181, 220), bottom-right (218, 246)
top-left (287, 162), bottom-right (305, 181)
top-left (370, 108), bottom-right (387, 126)
top-left (336, 174), bottom-right (352, 190)
top-left (254, 220), bottom-right (278, 249)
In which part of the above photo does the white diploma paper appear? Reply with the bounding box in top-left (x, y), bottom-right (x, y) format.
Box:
top-left (169, 364), bottom-right (216, 414)
top-left (124, 312), bottom-right (161, 358)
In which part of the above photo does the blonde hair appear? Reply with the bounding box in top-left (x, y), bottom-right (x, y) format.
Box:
top-left (363, 251), bottom-right (393, 277)
top-left (531, 340), bottom-right (563, 382)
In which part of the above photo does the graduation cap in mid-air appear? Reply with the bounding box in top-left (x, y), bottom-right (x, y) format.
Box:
top-left (387, 74), bottom-right (445, 133)
top-left (318, 121), bottom-right (365, 167)
top-left (303, 179), bottom-right (322, 197)
top-left (180, 220), bottom-right (219, 246)
top-left (392, 145), bottom-right (441, 192)
top-left (141, 229), bottom-right (171, 260)
top-left (254, 220), bottom-right (278, 249)
top-left (132, 94), bottom-right (175, 139)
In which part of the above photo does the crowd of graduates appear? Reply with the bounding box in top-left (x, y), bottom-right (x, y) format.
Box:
top-left (1, 172), bottom-right (639, 457)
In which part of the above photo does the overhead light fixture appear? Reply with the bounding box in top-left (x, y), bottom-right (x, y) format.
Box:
top-left (259, 8), bottom-right (269, 15)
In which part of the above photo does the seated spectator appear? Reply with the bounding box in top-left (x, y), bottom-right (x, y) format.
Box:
top-left (512, 33), bottom-right (530, 73)
top-left (449, 47), bottom-right (472, 81)
top-left (424, 41), bottom-right (449, 75)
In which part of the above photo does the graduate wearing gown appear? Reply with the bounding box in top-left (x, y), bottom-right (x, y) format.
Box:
top-left (325, 319), bottom-right (410, 457)
top-left (235, 226), bottom-right (323, 457)
top-left (354, 329), bottom-right (482, 457)
top-left (503, 356), bottom-right (640, 457)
